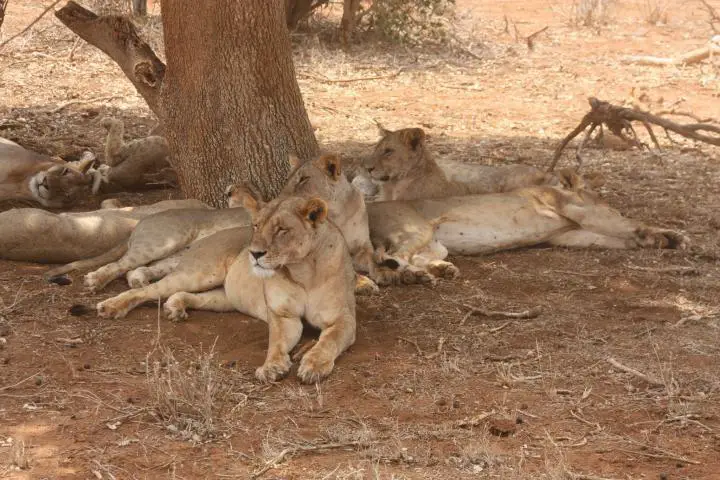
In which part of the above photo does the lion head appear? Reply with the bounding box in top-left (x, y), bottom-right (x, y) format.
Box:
top-left (366, 127), bottom-right (427, 182)
top-left (29, 163), bottom-right (92, 208)
top-left (232, 186), bottom-right (330, 278)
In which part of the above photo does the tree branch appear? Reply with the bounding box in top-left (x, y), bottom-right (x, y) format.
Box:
top-left (54, 1), bottom-right (165, 116)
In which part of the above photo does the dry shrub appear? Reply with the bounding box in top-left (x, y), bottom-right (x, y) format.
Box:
top-left (361, 0), bottom-right (456, 44)
top-left (568, 0), bottom-right (612, 27)
top-left (642, 0), bottom-right (670, 25)
top-left (146, 344), bottom-right (237, 442)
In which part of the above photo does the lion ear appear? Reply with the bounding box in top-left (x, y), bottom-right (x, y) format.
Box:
top-left (401, 128), bottom-right (425, 150)
top-left (288, 153), bottom-right (302, 169)
top-left (300, 197), bottom-right (328, 226)
top-left (226, 183), bottom-right (264, 213)
top-left (377, 123), bottom-right (391, 138)
top-left (313, 154), bottom-right (342, 180)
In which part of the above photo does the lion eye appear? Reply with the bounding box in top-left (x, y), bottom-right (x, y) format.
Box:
top-left (276, 228), bottom-right (287, 237)
top-left (298, 176), bottom-right (309, 185)
top-left (383, 148), bottom-right (393, 156)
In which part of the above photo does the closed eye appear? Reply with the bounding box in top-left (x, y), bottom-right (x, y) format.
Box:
top-left (297, 176), bottom-right (309, 185)
top-left (383, 148), bottom-right (393, 156)
top-left (275, 228), bottom-right (288, 238)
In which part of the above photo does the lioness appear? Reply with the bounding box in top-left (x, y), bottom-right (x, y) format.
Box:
top-left (165, 192), bottom-right (357, 384)
top-left (89, 118), bottom-right (177, 193)
top-left (366, 186), bottom-right (687, 277)
top-left (0, 199), bottom-right (207, 264)
top-left (367, 126), bottom-right (562, 201)
top-left (0, 137), bottom-right (93, 207)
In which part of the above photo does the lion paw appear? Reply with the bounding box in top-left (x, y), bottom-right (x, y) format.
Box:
top-left (164, 295), bottom-right (188, 322)
top-left (255, 356), bottom-right (292, 383)
top-left (401, 265), bottom-right (437, 285)
top-left (126, 267), bottom-right (151, 289)
top-left (84, 271), bottom-right (105, 292)
top-left (637, 228), bottom-right (689, 250)
top-left (96, 297), bottom-right (130, 320)
top-left (355, 274), bottom-right (380, 296)
top-left (427, 261), bottom-right (460, 280)
top-left (297, 350), bottom-right (334, 384)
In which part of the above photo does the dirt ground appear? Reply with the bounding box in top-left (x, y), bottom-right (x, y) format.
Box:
top-left (1, 1), bottom-right (720, 479)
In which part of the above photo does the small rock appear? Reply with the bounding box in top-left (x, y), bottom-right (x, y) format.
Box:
top-left (35, 376), bottom-right (43, 386)
top-left (435, 398), bottom-right (447, 406)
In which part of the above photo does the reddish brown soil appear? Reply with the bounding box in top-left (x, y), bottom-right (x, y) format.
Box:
top-left (1, 1), bottom-right (719, 478)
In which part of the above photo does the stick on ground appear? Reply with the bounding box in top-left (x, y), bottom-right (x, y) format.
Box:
top-left (606, 357), bottom-right (664, 387)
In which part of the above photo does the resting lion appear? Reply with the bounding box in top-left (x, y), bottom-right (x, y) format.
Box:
top-left (0, 198), bottom-right (207, 264)
top-left (168, 192), bottom-right (356, 384)
top-left (0, 137), bottom-right (94, 208)
top-left (366, 126), bottom-right (564, 201)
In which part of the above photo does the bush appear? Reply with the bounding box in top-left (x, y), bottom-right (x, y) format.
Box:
top-left (362, 0), bottom-right (456, 45)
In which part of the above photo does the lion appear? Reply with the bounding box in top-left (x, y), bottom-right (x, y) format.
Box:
top-left (366, 126), bottom-right (566, 201)
top-left (0, 137), bottom-right (94, 208)
top-left (365, 185), bottom-right (687, 278)
top-left (166, 192), bottom-right (356, 384)
top-left (89, 118), bottom-right (177, 194)
top-left (0, 198), bottom-right (207, 265)
top-left (54, 203), bottom-right (252, 292)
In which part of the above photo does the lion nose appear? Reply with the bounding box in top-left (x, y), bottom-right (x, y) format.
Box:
top-left (250, 250), bottom-right (266, 260)
top-left (366, 166), bottom-right (374, 173)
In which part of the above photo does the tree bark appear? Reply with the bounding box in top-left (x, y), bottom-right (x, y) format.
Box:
top-left (132, 0), bottom-right (147, 16)
top-left (55, 1), bottom-right (165, 116)
top-left (160, 0), bottom-right (318, 205)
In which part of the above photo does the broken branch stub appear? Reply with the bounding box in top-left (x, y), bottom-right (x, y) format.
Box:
top-left (55, 1), bottom-right (165, 116)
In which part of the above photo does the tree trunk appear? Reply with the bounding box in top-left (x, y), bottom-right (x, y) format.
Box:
top-left (132, 0), bottom-right (147, 16)
top-left (160, 0), bottom-right (318, 206)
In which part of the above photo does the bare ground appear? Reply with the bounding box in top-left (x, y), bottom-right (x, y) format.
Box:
top-left (1, 1), bottom-right (719, 479)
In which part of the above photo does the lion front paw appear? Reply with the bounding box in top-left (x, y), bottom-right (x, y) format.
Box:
top-left (427, 260), bottom-right (460, 280)
top-left (84, 271), bottom-right (106, 292)
top-left (164, 295), bottom-right (188, 322)
top-left (637, 228), bottom-right (689, 250)
top-left (255, 355), bottom-right (292, 383)
top-left (401, 265), bottom-right (437, 286)
top-left (297, 350), bottom-right (335, 384)
top-left (126, 267), bottom-right (151, 289)
top-left (96, 297), bottom-right (130, 320)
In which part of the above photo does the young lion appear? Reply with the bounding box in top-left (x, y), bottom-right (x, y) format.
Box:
top-left (366, 126), bottom-right (562, 201)
top-left (165, 192), bottom-right (357, 384)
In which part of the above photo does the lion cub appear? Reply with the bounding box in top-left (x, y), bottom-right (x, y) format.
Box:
top-left (165, 191), bottom-right (357, 384)
top-left (366, 126), bottom-right (560, 201)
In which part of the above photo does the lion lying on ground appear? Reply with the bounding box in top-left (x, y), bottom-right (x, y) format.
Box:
top-left (367, 126), bottom-right (573, 201)
top-left (90, 118), bottom-right (177, 194)
top-left (171, 192), bottom-right (357, 384)
top-left (0, 198), bottom-right (207, 264)
top-left (0, 137), bottom-right (94, 208)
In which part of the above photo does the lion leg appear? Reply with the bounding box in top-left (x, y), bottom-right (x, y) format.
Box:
top-left (297, 312), bottom-right (356, 384)
top-left (558, 200), bottom-right (688, 250)
top-left (126, 254), bottom-right (182, 288)
top-left (255, 314), bottom-right (303, 383)
top-left (44, 242), bottom-right (128, 280)
top-left (84, 235), bottom-right (192, 292)
top-left (163, 288), bottom-right (235, 322)
top-left (99, 266), bottom-right (226, 319)
top-left (548, 230), bottom-right (632, 249)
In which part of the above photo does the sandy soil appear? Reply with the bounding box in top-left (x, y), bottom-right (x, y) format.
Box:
top-left (1, 1), bottom-right (719, 478)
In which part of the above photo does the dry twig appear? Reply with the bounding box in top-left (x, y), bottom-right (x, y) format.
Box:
top-left (461, 304), bottom-right (542, 324)
top-left (397, 336), bottom-right (424, 356)
top-left (425, 336), bottom-right (445, 359)
top-left (526, 26), bottom-right (548, 50)
top-left (297, 68), bottom-right (404, 84)
top-left (606, 357), bottom-right (664, 387)
top-left (251, 441), bottom-right (372, 478)
top-left (626, 264), bottom-right (698, 275)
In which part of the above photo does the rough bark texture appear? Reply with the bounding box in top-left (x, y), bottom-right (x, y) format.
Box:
top-left (132, 0), bottom-right (147, 16)
top-left (161, 0), bottom-right (318, 205)
top-left (55, 1), bottom-right (165, 116)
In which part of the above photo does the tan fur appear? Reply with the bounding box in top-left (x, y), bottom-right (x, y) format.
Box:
top-left (367, 185), bottom-right (688, 277)
top-left (93, 118), bottom-right (177, 192)
top-left (0, 199), bottom-right (207, 264)
top-left (164, 194), bottom-right (356, 384)
top-left (0, 138), bottom-right (92, 207)
top-left (367, 127), bottom-right (562, 201)
top-left (81, 205), bottom-right (251, 292)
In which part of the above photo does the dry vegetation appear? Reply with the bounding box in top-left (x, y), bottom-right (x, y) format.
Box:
top-left (1, 0), bottom-right (720, 478)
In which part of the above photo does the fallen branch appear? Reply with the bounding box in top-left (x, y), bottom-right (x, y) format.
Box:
top-left (622, 42), bottom-right (719, 66)
top-left (297, 68), bottom-right (404, 84)
top-left (397, 336), bottom-right (424, 356)
top-left (461, 304), bottom-right (542, 322)
top-left (55, 1), bottom-right (165, 115)
top-left (626, 264), bottom-right (698, 275)
top-left (0, 0), bottom-right (63, 49)
top-left (251, 441), bottom-right (371, 478)
top-left (425, 336), bottom-right (445, 359)
top-left (549, 97), bottom-right (720, 171)
top-left (526, 26), bottom-right (548, 50)
top-left (606, 357), bottom-right (664, 387)
top-left (0, 370), bottom-right (44, 392)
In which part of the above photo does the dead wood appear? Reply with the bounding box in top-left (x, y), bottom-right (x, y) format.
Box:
top-left (0, 0), bottom-right (63, 49)
top-left (55, 1), bottom-right (165, 116)
top-left (0, 0), bottom-right (8, 33)
top-left (526, 26), bottom-right (548, 51)
top-left (700, 0), bottom-right (719, 33)
top-left (548, 97), bottom-right (720, 171)
top-left (606, 357), bottom-right (664, 387)
top-left (461, 304), bottom-right (542, 323)
top-left (622, 43), bottom-right (720, 66)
